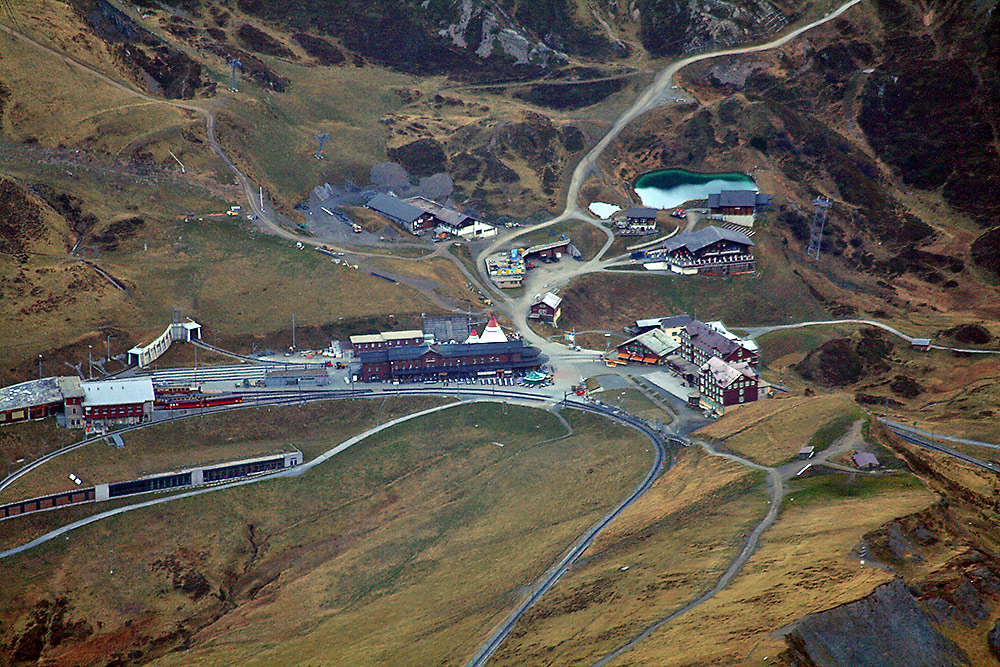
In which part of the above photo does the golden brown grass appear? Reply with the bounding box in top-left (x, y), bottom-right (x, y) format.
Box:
top-left (628, 482), bottom-right (934, 667)
top-left (489, 446), bottom-right (767, 665)
top-left (0, 404), bottom-right (651, 667)
top-left (695, 393), bottom-right (862, 466)
top-left (0, 397), bottom-right (450, 505)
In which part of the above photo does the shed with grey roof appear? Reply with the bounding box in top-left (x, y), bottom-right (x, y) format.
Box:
top-left (366, 193), bottom-right (436, 232)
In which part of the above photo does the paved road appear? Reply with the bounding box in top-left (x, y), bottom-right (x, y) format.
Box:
top-left (464, 400), bottom-right (668, 667)
top-left (589, 437), bottom-right (783, 666)
top-left (741, 319), bottom-right (1000, 355)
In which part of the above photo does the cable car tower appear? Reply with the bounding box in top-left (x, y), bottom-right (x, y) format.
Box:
top-left (228, 58), bottom-right (242, 92)
top-left (806, 197), bottom-right (832, 260)
top-left (314, 133), bottom-right (329, 159)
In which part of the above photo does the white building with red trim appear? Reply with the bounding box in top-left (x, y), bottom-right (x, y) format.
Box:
top-left (82, 377), bottom-right (155, 426)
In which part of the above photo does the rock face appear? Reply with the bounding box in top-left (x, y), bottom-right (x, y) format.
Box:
top-left (784, 579), bottom-right (970, 667)
top-left (988, 618), bottom-right (1000, 661)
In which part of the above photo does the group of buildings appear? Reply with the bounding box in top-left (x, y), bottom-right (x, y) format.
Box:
top-left (612, 189), bottom-right (770, 276)
top-left (614, 315), bottom-right (761, 415)
top-left (0, 376), bottom-right (156, 431)
top-left (485, 238), bottom-right (580, 288)
top-left (612, 207), bottom-right (659, 236)
top-left (366, 193), bottom-right (497, 240)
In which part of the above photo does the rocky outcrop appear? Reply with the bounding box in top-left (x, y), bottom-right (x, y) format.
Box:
top-left (784, 578), bottom-right (970, 667)
top-left (989, 618), bottom-right (1000, 661)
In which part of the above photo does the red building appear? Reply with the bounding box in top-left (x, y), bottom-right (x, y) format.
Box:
top-left (82, 377), bottom-right (155, 426)
top-left (699, 357), bottom-right (759, 414)
top-left (528, 292), bottom-right (562, 327)
top-left (0, 377), bottom-right (67, 426)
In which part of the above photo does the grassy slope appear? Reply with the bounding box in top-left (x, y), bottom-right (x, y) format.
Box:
top-left (0, 397), bottom-right (449, 504)
top-left (490, 446), bottom-right (767, 664)
top-left (695, 393), bottom-right (863, 466)
top-left (636, 479), bottom-right (932, 667)
top-left (0, 404), bottom-right (651, 667)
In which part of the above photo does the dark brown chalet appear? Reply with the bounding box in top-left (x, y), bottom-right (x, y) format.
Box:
top-left (680, 320), bottom-right (758, 368)
top-left (360, 340), bottom-right (544, 382)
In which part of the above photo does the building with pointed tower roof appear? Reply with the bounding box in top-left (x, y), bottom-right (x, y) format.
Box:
top-left (478, 315), bottom-right (508, 343)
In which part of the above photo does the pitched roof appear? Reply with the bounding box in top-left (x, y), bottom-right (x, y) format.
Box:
top-left (82, 377), bottom-right (155, 406)
top-left (706, 190), bottom-right (770, 208)
top-left (620, 328), bottom-right (680, 357)
top-left (662, 226), bottom-right (753, 254)
top-left (404, 196), bottom-right (476, 228)
top-left (700, 357), bottom-right (756, 388)
top-left (478, 315), bottom-right (508, 343)
top-left (533, 292), bottom-right (562, 310)
top-left (685, 320), bottom-right (745, 357)
top-left (623, 207), bottom-right (658, 219)
top-left (366, 193), bottom-right (425, 223)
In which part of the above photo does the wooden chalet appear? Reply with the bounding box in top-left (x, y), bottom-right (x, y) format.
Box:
top-left (706, 190), bottom-right (771, 226)
top-left (615, 328), bottom-right (680, 365)
top-left (645, 226), bottom-right (755, 276)
top-left (528, 292), bottom-right (562, 326)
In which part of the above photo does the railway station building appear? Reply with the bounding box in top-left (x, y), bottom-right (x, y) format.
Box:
top-left (81, 377), bottom-right (155, 427)
top-left (359, 339), bottom-right (543, 382)
top-left (0, 377), bottom-right (70, 426)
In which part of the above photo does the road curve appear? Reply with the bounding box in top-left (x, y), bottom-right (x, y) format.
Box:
top-left (741, 318), bottom-right (1000, 355)
top-left (588, 439), bottom-right (782, 666)
top-left (463, 401), bottom-right (667, 667)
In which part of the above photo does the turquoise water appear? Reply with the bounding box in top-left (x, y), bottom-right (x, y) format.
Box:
top-left (634, 168), bottom-right (756, 209)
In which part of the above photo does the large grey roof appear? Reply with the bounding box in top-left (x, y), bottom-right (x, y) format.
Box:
top-left (0, 377), bottom-right (66, 412)
top-left (82, 377), bottom-right (154, 406)
top-left (662, 226), bottom-right (753, 253)
top-left (366, 193), bottom-right (425, 223)
top-left (624, 207), bottom-right (658, 219)
top-left (706, 190), bottom-right (771, 208)
top-left (533, 292), bottom-right (562, 309)
top-left (685, 320), bottom-right (744, 357)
